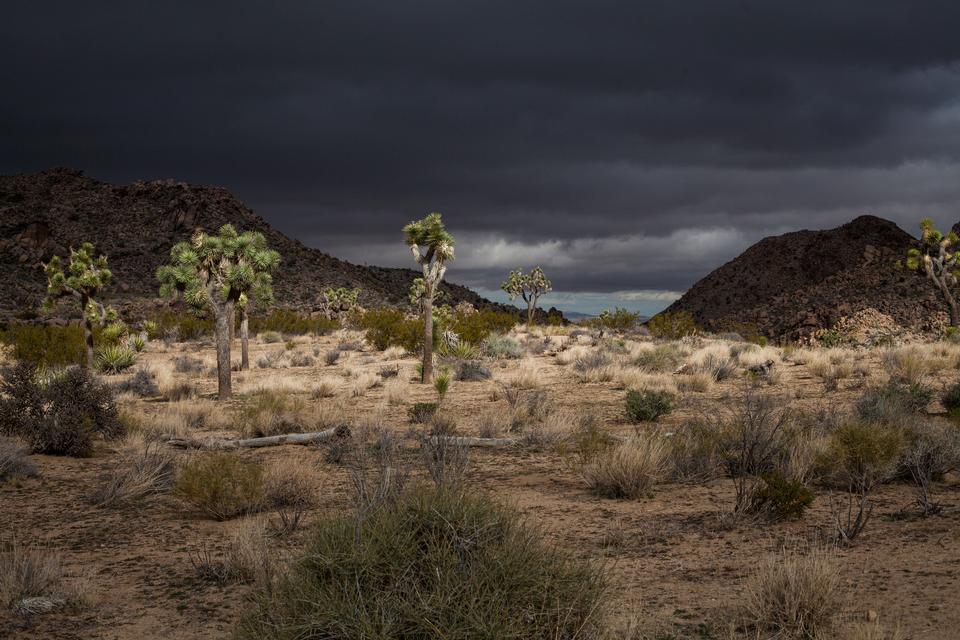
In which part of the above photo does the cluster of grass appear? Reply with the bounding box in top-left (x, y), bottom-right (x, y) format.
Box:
top-left (237, 485), bottom-right (608, 640)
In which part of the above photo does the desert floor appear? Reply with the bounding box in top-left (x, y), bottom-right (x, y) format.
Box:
top-left (2, 327), bottom-right (959, 639)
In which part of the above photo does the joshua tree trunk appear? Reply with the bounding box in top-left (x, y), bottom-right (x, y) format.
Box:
top-left (229, 306), bottom-right (236, 343)
top-left (214, 301), bottom-right (234, 400)
top-left (422, 290), bottom-right (434, 382)
top-left (240, 307), bottom-right (250, 370)
top-left (80, 294), bottom-right (94, 369)
top-left (526, 296), bottom-right (536, 326)
top-left (928, 264), bottom-right (960, 327)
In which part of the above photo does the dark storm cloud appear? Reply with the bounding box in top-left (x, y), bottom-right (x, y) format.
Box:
top-left (4, 1), bottom-right (960, 299)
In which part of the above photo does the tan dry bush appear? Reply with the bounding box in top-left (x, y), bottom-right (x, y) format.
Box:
top-left (616, 369), bottom-right (678, 394)
top-left (676, 372), bottom-right (713, 393)
top-left (263, 457), bottom-right (317, 509)
top-left (348, 372), bottom-right (382, 397)
top-left (506, 363), bottom-right (541, 389)
top-left (883, 346), bottom-right (930, 386)
top-left (173, 453), bottom-right (265, 520)
top-left (476, 406), bottom-right (505, 438)
top-left (841, 620), bottom-right (903, 640)
top-left (737, 345), bottom-right (783, 369)
top-left (237, 390), bottom-right (312, 438)
top-left (89, 443), bottom-right (176, 507)
top-left (742, 547), bottom-right (842, 639)
top-left (0, 438), bottom-right (36, 482)
top-left (312, 376), bottom-right (341, 399)
top-left (192, 519), bottom-right (276, 586)
top-left (582, 432), bottom-right (667, 499)
top-left (687, 342), bottom-right (738, 381)
top-left (316, 401), bottom-right (352, 430)
top-left (0, 538), bottom-right (95, 613)
top-left (382, 346), bottom-right (406, 360)
top-left (555, 345), bottom-right (592, 366)
top-left (246, 374), bottom-right (311, 395)
top-left (135, 400), bottom-right (215, 439)
top-left (578, 363), bottom-right (618, 383)
top-left (382, 377), bottom-right (409, 405)
top-left (520, 407), bottom-right (581, 447)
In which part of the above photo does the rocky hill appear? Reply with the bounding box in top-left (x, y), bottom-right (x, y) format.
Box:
top-left (662, 215), bottom-right (948, 340)
top-left (0, 168), bottom-right (513, 322)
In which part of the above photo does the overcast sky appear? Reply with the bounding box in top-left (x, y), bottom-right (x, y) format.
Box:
top-left (4, 1), bottom-right (960, 315)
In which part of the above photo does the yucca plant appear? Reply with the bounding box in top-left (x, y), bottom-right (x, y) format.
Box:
top-left (95, 344), bottom-right (137, 374)
top-left (128, 332), bottom-right (147, 353)
top-left (439, 340), bottom-right (479, 360)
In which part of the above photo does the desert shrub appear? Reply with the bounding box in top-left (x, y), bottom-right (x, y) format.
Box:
top-left (0, 363), bottom-right (124, 457)
top-left (743, 548), bottom-right (841, 639)
top-left (236, 485), bottom-right (608, 640)
top-left (748, 472), bottom-right (815, 521)
top-left (322, 350), bottom-right (340, 366)
top-left (856, 380), bottom-right (931, 426)
top-left (150, 310), bottom-right (214, 341)
top-left (647, 311), bottom-right (699, 340)
top-left (0, 538), bottom-right (93, 613)
top-left (288, 352), bottom-right (315, 367)
top-left (666, 420), bottom-right (725, 482)
top-left (454, 359), bottom-right (491, 381)
top-left (0, 438), bottom-right (36, 483)
top-left (882, 346), bottom-right (930, 386)
top-left (481, 333), bottom-right (523, 359)
top-left (593, 307), bottom-right (641, 332)
top-left (500, 386), bottom-right (551, 432)
top-left (582, 434), bottom-right (667, 499)
top-left (632, 344), bottom-right (684, 372)
top-left (128, 332), bottom-right (147, 353)
top-left (111, 367), bottom-right (160, 397)
top-left (422, 431), bottom-right (470, 489)
top-left (573, 349), bottom-right (612, 373)
top-left (817, 329), bottom-right (844, 348)
top-left (173, 355), bottom-right (205, 373)
top-left (359, 308), bottom-right (423, 352)
top-left (408, 402), bottom-right (438, 424)
top-left (164, 381), bottom-right (198, 402)
top-left (191, 520), bottom-right (276, 585)
top-left (260, 330), bottom-right (283, 344)
top-left (0, 324), bottom-right (86, 368)
top-left (88, 443), bottom-right (175, 507)
top-left (251, 309), bottom-right (338, 336)
top-left (173, 454), bottom-right (265, 520)
top-left (95, 343), bottom-right (137, 374)
top-left (237, 391), bottom-right (309, 438)
top-left (942, 382), bottom-right (960, 415)
top-left (899, 421), bottom-right (960, 515)
top-left (263, 458), bottom-right (316, 509)
top-left (625, 389), bottom-right (674, 423)
top-left (438, 340), bottom-right (479, 360)
top-left (823, 422), bottom-right (903, 542)
top-left (447, 309), bottom-right (517, 345)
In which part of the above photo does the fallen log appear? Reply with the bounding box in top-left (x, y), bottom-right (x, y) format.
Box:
top-left (426, 435), bottom-right (516, 448)
top-left (165, 425), bottom-right (349, 450)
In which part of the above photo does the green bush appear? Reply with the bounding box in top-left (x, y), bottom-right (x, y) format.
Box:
top-left (480, 333), bottom-right (523, 359)
top-left (151, 310), bottom-right (214, 341)
top-left (236, 486), bottom-right (608, 640)
top-left (823, 422), bottom-right (904, 489)
top-left (95, 344), bottom-right (137, 374)
top-left (0, 324), bottom-right (86, 368)
top-left (173, 454), bottom-right (265, 520)
top-left (625, 389), bottom-right (674, 423)
top-left (409, 402), bottom-right (439, 424)
top-left (632, 344), bottom-right (685, 372)
top-left (260, 330), bottom-right (283, 343)
top-left (749, 472), bottom-right (814, 520)
top-left (596, 307), bottom-right (641, 332)
top-left (359, 308), bottom-right (423, 351)
top-left (448, 309), bottom-right (517, 344)
top-left (0, 362), bottom-right (125, 457)
top-left (856, 380), bottom-right (932, 426)
top-left (250, 309), bottom-right (338, 336)
top-left (647, 311), bottom-right (699, 340)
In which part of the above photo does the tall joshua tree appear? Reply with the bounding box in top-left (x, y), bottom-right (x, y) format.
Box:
top-left (44, 242), bottom-right (115, 369)
top-left (403, 213), bottom-right (455, 382)
top-left (903, 218), bottom-right (960, 328)
top-left (501, 266), bottom-right (552, 326)
top-left (156, 224), bottom-right (279, 399)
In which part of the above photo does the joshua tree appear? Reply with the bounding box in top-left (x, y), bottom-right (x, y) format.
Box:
top-left (403, 212), bottom-right (455, 382)
top-left (903, 218), bottom-right (960, 328)
top-left (318, 287), bottom-right (361, 320)
top-left (501, 266), bottom-right (552, 325)
top-left (236, 233), bottom-right (281, 370)
top-left (44, 242), bottom-right (115, 369)
top-left (156, 224), bottom-right (279, 399)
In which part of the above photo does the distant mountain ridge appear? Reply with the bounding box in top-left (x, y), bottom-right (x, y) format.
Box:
top-left (0, 168), bottom-right (514, 322)
top-left (662, 215), bottom-right (947, 339)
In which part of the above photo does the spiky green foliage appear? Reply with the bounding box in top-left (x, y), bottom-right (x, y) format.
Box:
top-left (317, 287), bottom-right (360, 319)
top-left (404, 213), bottom-right (455, 382)
top-left (43, 242), bottom-right (117, 368)
top-left (501, 266), bottom-right (552, 325)
top-left (901, 218), bottom-right (960, 327)
top-left (156, 225), bottom-right (280, 398)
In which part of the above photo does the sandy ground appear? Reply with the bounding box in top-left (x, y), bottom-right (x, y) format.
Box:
top-left (2, 330), bottom-right (960, 639)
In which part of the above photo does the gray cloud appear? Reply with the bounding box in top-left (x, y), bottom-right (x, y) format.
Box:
top-left (3, 1), bottom-right (960, 303)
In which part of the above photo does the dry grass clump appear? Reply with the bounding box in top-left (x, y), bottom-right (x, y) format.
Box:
top-left (382, 377), bottom-right (409, 405)
top-left (505, 363), bottom-right (541, 389)
top-left (615, 368), bottom-right (678, 394)
top-left (381, 346), bottom-right (406, 360)
top-left (630, 342), bottom-right (686, 372)
top-left (0, 538), bottom-right (94, 614)
top-left (0, 438), bottom-right (36, 483)
top-left (263, 457), bottom-right (317, 509)
top-left (311, 376), bottom-right (341, 399)
top-left (742, 547), bottom-right (842, 639)
top-left (883, 346), bottom-right (930, 386)
top-left (737, 345), bottom-right (782, 369)
top-left (135, 400), bottom-right (214, 439)
top-left (348, 372), bottom-right (382, 397)
top-left (555, 345), bottom-right (592, 366)
top-left (519, 407), bottom-right (583, 447)
top-left (687, 343), bottom-right (738, 381)
top-left (173, 453), bottom-right (265, 520)
top-left (582, 433), bottom-right (667, 499)
top-left (841, 620), bottom-right (904, 640)
top-left (237, 390), bottom-right (311, 438)
top-left (676, 372), bottom-right (713, 393)
top-left (89, 443), bottom-right (176, 507)
top-left (192, 519), bottom-right (277, 586)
